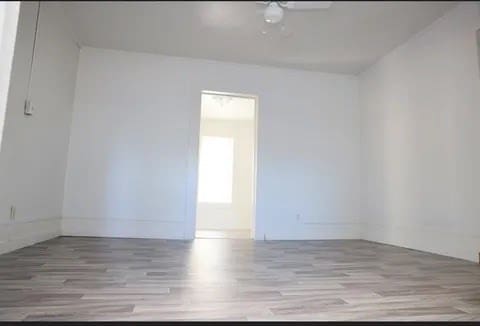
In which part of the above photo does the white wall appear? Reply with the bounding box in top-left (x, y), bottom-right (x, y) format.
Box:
top-left (0, 1), bottom-right (20, 150)
top-left (63, 47), bottom-right (361, 240)
top-left (0, 2), bottom-right (79, 254)
top-left (196, 119), bottom-right (255, 232)
top-left (0, 2), bottom-right (4, 42)
top-left (360, 2), bottom-right (480, 262)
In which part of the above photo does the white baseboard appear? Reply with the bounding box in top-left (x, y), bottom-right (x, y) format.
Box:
top-left (258, 222), bottom-right (361, 240)
top-left (1, 216), bottom-right (476, 265)
top-left (62, 218), bottom-right (360, 241)
top-left (363, 223), bottom-right (480, 263)
top-left (62, 217), bottom-right (186, 239)
top-left (0, 217), bottom-right (61, 255)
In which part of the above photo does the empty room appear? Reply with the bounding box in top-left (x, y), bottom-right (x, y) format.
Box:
top-left (0, 0), bottom-right (479, 322)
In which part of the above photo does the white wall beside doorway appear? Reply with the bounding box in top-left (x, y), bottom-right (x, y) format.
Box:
top-left (62, 47), bottom-right (361, 241)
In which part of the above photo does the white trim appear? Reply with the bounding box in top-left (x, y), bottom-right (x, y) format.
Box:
top-left (363, 223), bottom-right (480, 263)
top-left (193, 90), bottom-right (259, 240)
top-left (62, 217), bottom-right (185, 239)
top-left (0, 217), bottom-right (60, 255)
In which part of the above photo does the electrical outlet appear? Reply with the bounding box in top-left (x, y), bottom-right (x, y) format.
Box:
top-left (24, 99), bottom-right (34, 116)
top-left (9, 205), bottom-right (15, 220)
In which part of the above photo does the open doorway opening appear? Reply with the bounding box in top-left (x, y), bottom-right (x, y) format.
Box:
top-left (195, 91), bottom-right (257, 239)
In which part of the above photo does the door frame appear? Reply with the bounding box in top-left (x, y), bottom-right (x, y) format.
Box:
top-left (193, 90), bottom-right (259, 239)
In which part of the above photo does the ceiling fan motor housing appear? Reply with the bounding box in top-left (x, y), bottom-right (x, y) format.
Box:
top-left (264, 2), bottom-right (284, 24)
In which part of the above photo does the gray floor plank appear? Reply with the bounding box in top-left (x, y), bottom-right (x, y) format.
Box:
top-left (0, 236), bottom-right (479, 321)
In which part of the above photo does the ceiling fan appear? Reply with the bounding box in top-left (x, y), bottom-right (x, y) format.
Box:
top-left (256, 1), bottom-right (333, 37)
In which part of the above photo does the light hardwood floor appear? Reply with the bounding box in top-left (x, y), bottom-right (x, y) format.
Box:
top-left (0, 236), bottom-right (479, 321)
top-left (195, 229), bottom-right (251, 239)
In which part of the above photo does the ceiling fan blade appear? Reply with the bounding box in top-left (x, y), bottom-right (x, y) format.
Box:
top-left (256, 1), bottom-right (333, 10)
top-left (283, 1), bottom-right (333, 10)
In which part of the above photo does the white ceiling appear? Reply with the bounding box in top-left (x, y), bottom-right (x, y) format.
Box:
top-left (62, 1), bottom-right (457, 74)
top-left (201, 94), bottom-right (255, 121)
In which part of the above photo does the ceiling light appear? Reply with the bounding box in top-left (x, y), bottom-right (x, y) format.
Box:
top-left (211, 95), bottom-right (233, 107)
top-left (264, 2), bottom-right (284, 24)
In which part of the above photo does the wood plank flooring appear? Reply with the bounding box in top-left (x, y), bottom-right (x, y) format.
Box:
top-left (0, 236), bottom-right (479, 321)
top-left (195, 229), bottom-right (251, 239)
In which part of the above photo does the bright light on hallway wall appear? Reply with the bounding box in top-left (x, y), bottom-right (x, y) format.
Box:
top-left (197, 136), bottom-right (234, 204)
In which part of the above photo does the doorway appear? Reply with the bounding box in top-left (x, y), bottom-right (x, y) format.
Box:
top-left (195, 91), bottom-right (257, 239)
